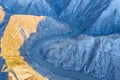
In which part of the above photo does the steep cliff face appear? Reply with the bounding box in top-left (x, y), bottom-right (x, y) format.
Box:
top-left (85, 0), bottom-right (120, 35)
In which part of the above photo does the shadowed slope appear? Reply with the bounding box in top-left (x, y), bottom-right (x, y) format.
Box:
top-left (1, 0), bottom-right (120, 37)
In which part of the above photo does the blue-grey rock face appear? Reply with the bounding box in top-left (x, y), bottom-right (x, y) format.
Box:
top-left (0, 57), bottom-right (5, 71)
top-left (0, 72), bottom-right (8, 80)
top-left (1, 0), bottom-right (120, 80)
top-left (1, 0), bottom-right (120, 37)
top-left (20, 17), bottom-right (120, 80)
top-left (39, 35), bottom-right (120, 80)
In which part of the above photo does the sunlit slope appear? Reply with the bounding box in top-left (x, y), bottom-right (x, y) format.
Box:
top-left (0, 15), bottom-right (47, 80)
top-left (0, 6), bottom-right (5, 23)
top-left (1, 15), bottom-right (45, 56)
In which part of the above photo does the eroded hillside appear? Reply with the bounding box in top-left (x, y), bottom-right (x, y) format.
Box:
top-left (1, 14), bottom-right (47, 80)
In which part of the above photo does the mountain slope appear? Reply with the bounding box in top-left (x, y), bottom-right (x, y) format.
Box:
top-left (0, 0), bottom-right (120, 80)
top-left (0, 15), bottom-right (47, 80)
top-left (1, 0), bottom-right (120, 37)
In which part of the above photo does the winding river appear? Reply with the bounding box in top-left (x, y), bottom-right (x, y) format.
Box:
top-left (20, 32), bottom-right (100, 80)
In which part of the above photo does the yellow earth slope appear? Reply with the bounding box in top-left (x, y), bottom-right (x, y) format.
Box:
top-left (0, 6), bottom-right (5, 23)
top-left (0, 14), bottom-right (48, 80)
